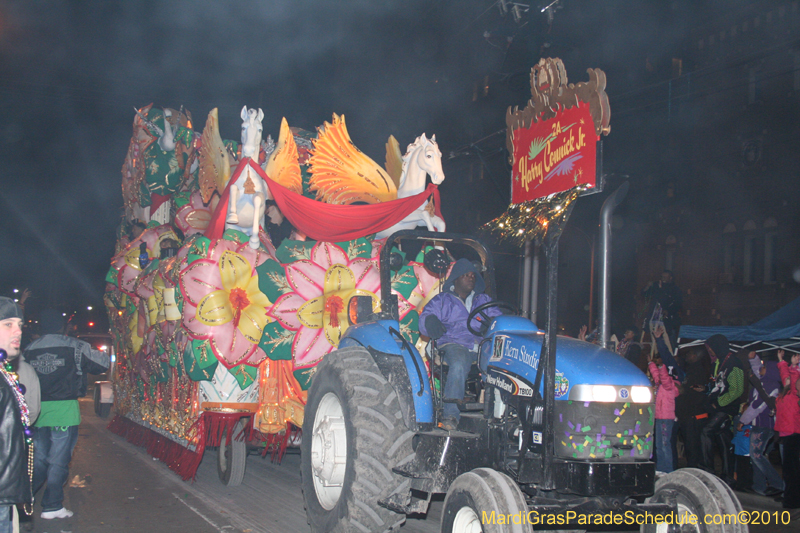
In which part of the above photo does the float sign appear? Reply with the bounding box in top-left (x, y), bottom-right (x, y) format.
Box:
top-left (511, 102), bottom-right (597, 203)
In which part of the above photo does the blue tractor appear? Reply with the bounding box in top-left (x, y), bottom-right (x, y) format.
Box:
top-left (301, 230), bottom-right (744, 533)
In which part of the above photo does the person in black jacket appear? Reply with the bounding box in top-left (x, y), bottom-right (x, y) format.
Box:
top-left (0, 297), bottom-right (34, 533)
top-left (24, 310), bottom-right (109, 521)
top-left (675, 356), bottom-right (710, 469)
top-left (700, 335), bottom-right (746, 483)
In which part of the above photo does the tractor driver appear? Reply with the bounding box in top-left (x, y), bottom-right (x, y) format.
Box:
top-left (420, 258), bottom-right (502, 431)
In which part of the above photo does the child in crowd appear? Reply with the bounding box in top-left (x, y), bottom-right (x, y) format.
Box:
top-left (739, 356), bottom-right (783, 497)
top-left (649, 352), bottom-right (680, 473)
top-left (730, 418), bottom-right (753, 492)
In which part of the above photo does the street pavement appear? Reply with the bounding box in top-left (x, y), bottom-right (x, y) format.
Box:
top-left (22, 398), bottom-right (799, 532)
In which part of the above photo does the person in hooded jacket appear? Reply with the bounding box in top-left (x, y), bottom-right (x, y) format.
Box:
top-left (739, 356), bottom-right (783, 497)
top-left (700, 335), bottom-right (745, 482)
top-left (419, 258), bottom-right (502, 431)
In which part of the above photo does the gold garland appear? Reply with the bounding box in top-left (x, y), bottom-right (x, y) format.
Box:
top-left (481, 186), bottom-right (586, 246)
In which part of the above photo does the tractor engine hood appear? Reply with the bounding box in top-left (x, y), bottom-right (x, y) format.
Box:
top-left (479, 316), bottom-right (652, 401)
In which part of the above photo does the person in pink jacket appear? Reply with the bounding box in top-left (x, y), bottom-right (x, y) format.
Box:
top-left (775, 349), bottom-right (800, 509)
top-left (649, 354), bottom-right (680, 473)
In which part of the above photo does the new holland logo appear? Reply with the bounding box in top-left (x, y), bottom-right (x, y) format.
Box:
top-left (486, 370), bottom-right (534, 397)
top-left (30, 353), bottom-right (65, 375)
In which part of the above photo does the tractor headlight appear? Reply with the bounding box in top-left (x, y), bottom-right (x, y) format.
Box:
top-left (631, 386), bottom-right (652, 403)
top-left (591, 385), bottom-right (617, 402)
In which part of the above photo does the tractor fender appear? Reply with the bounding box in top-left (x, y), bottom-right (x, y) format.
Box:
top-left (366, 346), bottom-right (419, 432)
top-left (340, 321), bottom-right (434, 428)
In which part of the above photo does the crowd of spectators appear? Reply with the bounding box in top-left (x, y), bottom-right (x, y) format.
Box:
top-left (604, 326), bottom-right (800, 509)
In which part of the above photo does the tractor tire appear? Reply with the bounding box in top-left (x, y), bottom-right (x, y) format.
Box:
top-left (441, 468), bottom-right (531, 533)
top-left (643, 468), bottom-right (746, 533)
top-left (217, 419), bottom-right (247, 486)
top-left (301, 346), bottom-right (415, 533)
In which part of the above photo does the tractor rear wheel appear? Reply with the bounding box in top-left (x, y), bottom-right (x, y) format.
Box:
top-left (301, 346), bottom-right (415, 533)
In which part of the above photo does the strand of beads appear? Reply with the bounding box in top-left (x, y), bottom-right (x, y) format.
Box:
top-left (0, 349), bottom-right (32, 441)
top-left (0, 349), bottom-right (35, 514)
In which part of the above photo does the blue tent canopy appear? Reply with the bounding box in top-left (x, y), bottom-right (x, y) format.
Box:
top-left (678, 297), bottom-right (800, 346)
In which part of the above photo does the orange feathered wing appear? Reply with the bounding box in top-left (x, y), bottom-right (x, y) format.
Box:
top-left (197, 108), bottom-right (231, 203)
top-left (264, 117), bottom-right (302, 194)
top-left (307, 114), bottom-right (397, 204)
top-left (385, 135), bottom-right (403, 190)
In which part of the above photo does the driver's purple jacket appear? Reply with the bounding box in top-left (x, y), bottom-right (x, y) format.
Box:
top-left (419, 291), bottom-right (501, 350)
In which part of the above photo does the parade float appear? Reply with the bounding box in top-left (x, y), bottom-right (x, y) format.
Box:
top-left (103, 104), bottom-right (449, 483)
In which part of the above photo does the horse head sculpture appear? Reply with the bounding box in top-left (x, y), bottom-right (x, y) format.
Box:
top-left (375, 133), bottom-right (446, 239)
top-left (398, 134), bottom-right (444, 198)
top-left (240, 106), bottom-right (264, 159)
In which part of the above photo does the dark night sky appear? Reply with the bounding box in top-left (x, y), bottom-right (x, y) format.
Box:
top-left (0, 0), bottom-right (725, 318)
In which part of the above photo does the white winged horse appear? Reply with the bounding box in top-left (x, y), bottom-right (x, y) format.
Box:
top-left (375, 134), bottom-right (446, 239)
top-left (225, 106), bottom-right (270, 249)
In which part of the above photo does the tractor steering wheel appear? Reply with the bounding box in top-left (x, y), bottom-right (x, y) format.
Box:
top-left (467, 301), bottom-right (519, 336)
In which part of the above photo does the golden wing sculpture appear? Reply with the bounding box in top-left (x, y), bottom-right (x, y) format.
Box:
top-left (385, 135), bottom-right (403, 190)
top-left (308, 114), bottom-right (397, 204)
top-left (265, 117), bottom-right (303, 194)
top-left (197, 108), bottom-right (231, 203)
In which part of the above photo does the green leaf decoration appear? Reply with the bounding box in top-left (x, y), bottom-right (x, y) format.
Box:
top-left (400, 311), bottom-right (420, 345)
top-left (183, 340), bottom-right (217, 381)
top-left (168, 341), bottom-right (178, 367)
top-left (337, 238), bottom-right (372, 259)
top-left (256, 259), bottom-right (292, 301)
top-left (155, 361), bottom-right (170, 383)
top-left (276, 240), bottom-right (314, 263)
top-left (391, 265), bottom-right (419, 299)
top-left (186, 235), bottom-right (211, 262)
top-left (105, 266), bottom-right (120, 286)
top-left (230, 364), bottom-right (257, 389)
top-left (259, 322), bottom-right (294, 361)
top-left (293, 366), bottom-right (317, 391)
top-left (222, 228), bottom-right (249, 244)
top-left (174, 126), bottom-right (194, 147)
top-left (191, 339), bottom-right (218, 369)
top-left (173, 189), bottom-right (192, 210)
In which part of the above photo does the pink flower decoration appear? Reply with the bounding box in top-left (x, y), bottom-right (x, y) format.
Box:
top-left (269, 241), bottom-right (386, 370)
top-left (180, 239), bottom-right (274, 368)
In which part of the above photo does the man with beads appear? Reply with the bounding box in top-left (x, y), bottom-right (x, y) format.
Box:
top-left (0, 297), bottom-right (34, 532)
top-left (24, 309), bottom-right (109, 521)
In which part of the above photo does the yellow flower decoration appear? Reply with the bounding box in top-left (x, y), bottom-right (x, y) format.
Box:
top-left (196, 250), bottom-right (271, 344)
top-left (296, 264), bottom-right (377, 347)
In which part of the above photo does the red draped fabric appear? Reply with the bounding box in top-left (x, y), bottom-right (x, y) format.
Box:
top-left (206, 158), bottom-right (442, 242)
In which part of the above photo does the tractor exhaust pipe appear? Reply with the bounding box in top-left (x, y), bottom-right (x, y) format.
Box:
top-left (599, 182), bottom-right (629, 349)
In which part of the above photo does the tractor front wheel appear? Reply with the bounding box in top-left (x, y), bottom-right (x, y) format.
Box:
top-left (441, 468), bottom-right (531, 533)
top-left (643, 468), bottom-right (746, 533)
